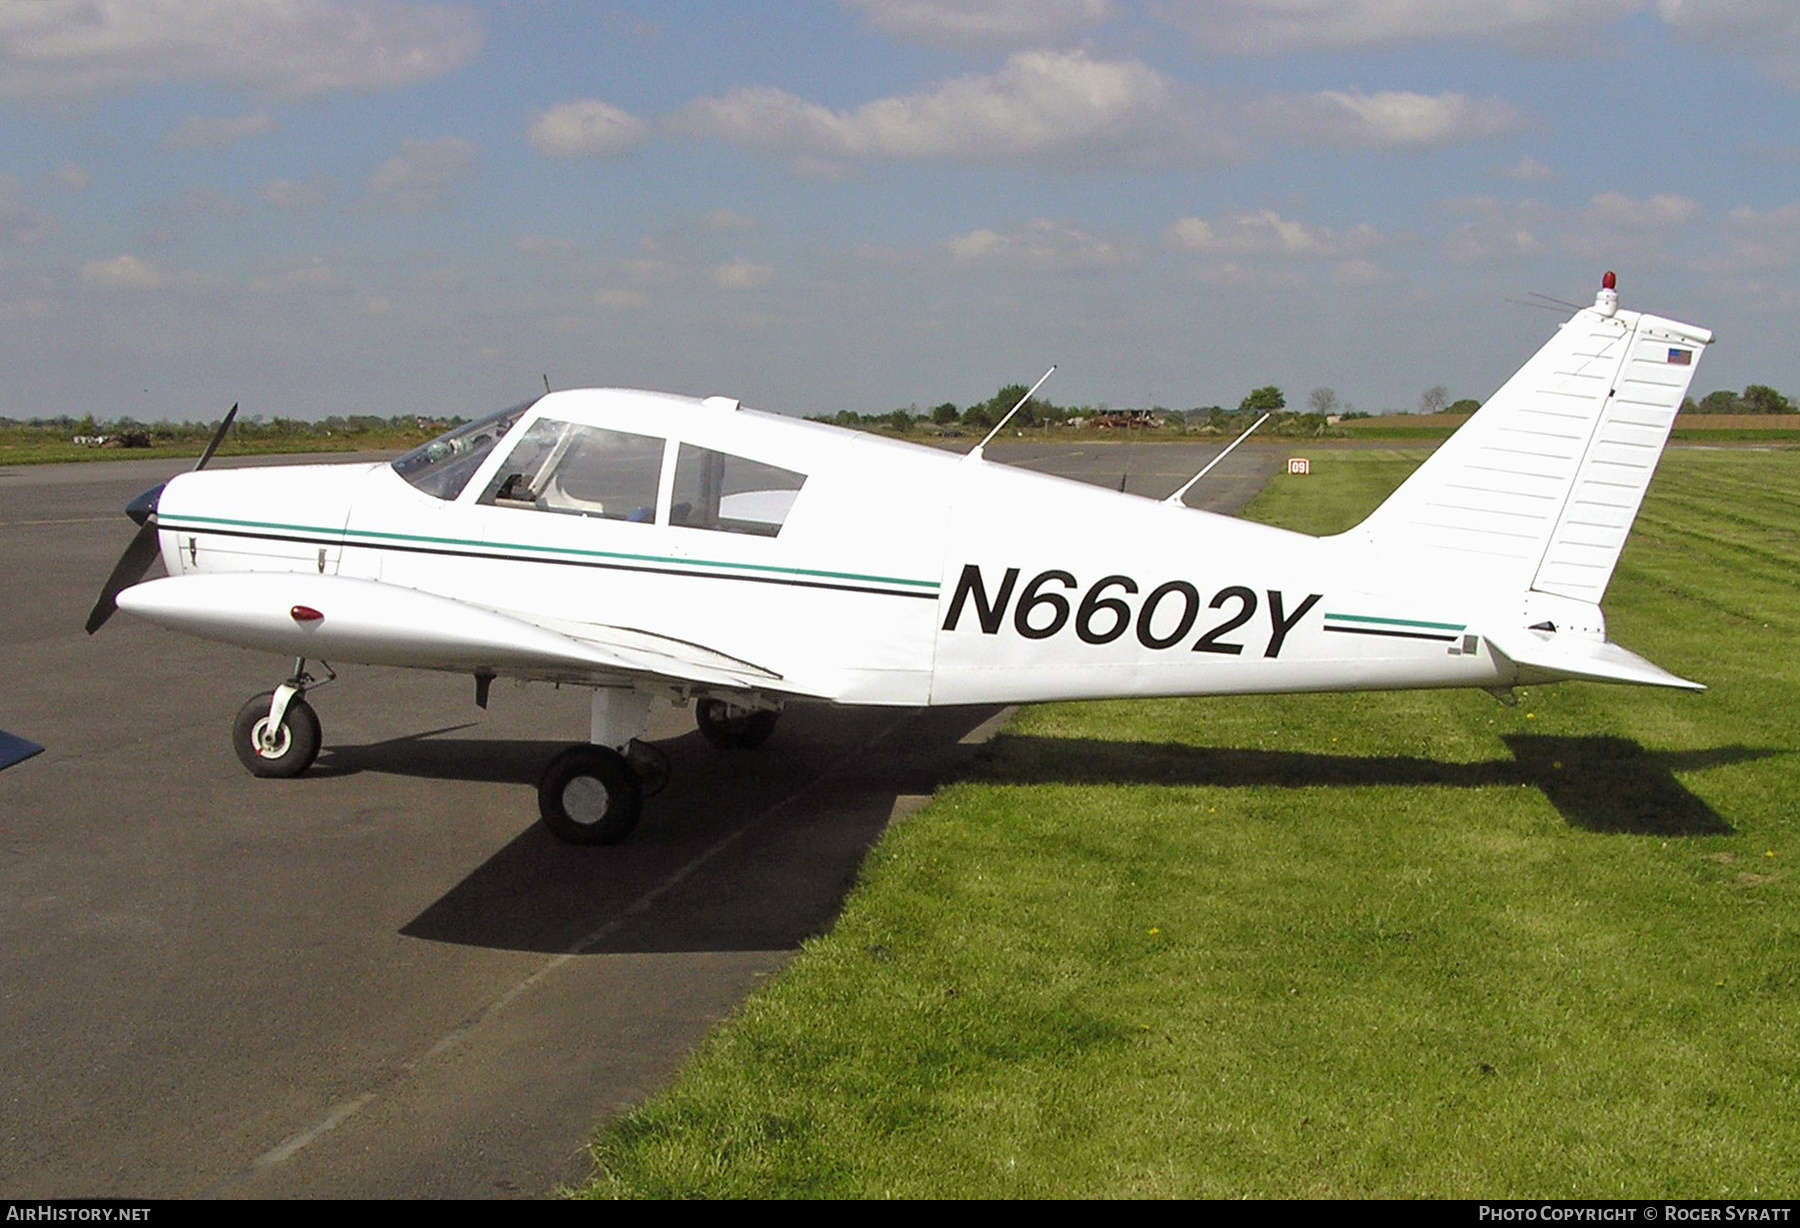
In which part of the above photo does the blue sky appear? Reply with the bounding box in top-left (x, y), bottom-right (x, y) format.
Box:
top-left (4, 0), bottom-right (1799, 422)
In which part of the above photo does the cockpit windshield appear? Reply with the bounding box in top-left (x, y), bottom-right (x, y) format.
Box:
top-left (391, 401), bottom-right (534, 500)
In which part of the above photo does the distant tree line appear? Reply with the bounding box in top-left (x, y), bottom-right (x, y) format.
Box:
top-left (1680, 385), bottom-right (1796, 415)
top-left (2, 412), bottom-right (457, 438)
top-left (814, 383), bottom-right (1345, 438)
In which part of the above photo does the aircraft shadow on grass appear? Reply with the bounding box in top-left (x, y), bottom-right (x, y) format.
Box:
top-left (967, 733), bottom-right (1773, 838)
top-left (361, 713), bottom-right (1769, 955)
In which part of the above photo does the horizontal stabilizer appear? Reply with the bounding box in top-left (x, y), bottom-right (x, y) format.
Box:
top-left (1485, 628), bottom-right (1703, 691)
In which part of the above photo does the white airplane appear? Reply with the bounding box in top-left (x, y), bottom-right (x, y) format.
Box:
top-left (89, 273), bottom-right (1712, 845)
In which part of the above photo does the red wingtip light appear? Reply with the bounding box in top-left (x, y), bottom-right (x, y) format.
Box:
top-left (290, 605), bottom-right (324, 623)
top-left (1602, 270), bottom-right (1616, 290)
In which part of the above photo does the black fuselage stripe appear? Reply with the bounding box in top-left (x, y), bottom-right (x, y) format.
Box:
top-left (1323, 625), bottom-right (1459, 643)
top-left (166, 525), bottom-right (940, 601)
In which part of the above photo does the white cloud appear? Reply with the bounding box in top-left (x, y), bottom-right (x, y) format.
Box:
top-left (261, 178), bottom-right (326, 209)
top-left (1706, 202), bottom-right (1800, 271)
top-left (0, 297), bottom-right (54, 322)
top-left (593, 287), bottom-right (649, 309)
top-left (1165, 210), bottom-right (1379, 258)
top-left (369, 136), bottom-right (477, 211)
top-left (1255, 90), bottom-right (1529, 149)
top-left (1741, 139), bottom-right (1800, 163)
top-left (79, 254), bottom-right (166, 289)
top-left (249, 259), bottom-right (344, 293)
top-left (1184, 260), bottom-right (1303, 289)
top-left (1499, 156), bottom-right (1554, 181)
top-left (710, 259), bottom-right (773, 290)
top-left (518, 234), bottom-right (580, 259)
top-left (678, 49), bottom-right (1188, 168)
top-left (947, 218), bottom-right (1135, 271)
top-left (1584, 191), bottom-right (1700, 227)
top-left (1439, 194), bottom-right (1549, 263)
top-left (163, 110), bottom-right (275, 151)
top-left (49, 162), bottom-right (91, 192)
top-left (1332, 258), bottom-right (1388, 286)
top-left (1152, 1), bottom-right (1800, 91)
top-left (1659, 0), bottom-right (1800, 90)
top-left (527, 99), bottom-right (647, 157)
top-left (1557, 192), bottom-right (1700, 264)
top-left (679, 55), bottom-right (1522, 171)
top-left (704, 208), bottom-right (757, 232)
top-left (841, 0), bottom-right (1112, 47)
top-left (1154, 0), bottom-right (1642, 55)
top-left (0, 0), bottom-right (482, 100)
top-left (0, 176), bottom-right (45, 243)
top-left (1438, 192), bottom-right (1698, 266)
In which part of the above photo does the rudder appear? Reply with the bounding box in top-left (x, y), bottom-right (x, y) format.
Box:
top-left (1346, 273), bottom-right (1712, 604)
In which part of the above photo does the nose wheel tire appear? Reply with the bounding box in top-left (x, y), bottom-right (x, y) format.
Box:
top-left (695, 698), bottom-right (780, 750)
top-left (232, 691), bottom-right (322, 778)
top-left (538, 745), bottom-right (643, 845)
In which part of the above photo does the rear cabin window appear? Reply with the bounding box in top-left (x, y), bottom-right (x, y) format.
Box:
top-left (670, 445), bottom-right (807, 538)
top-left (478, 419), bottom-right (665, 523)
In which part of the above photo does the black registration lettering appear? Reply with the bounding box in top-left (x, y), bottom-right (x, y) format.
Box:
top-left (1265, 590), bottom-right (1322, 658)
top-left (1014, 570), bottom-right (1076, 640)
top-left (944, 565), bottom-right (1322, 661)
top-left (1076, 574), bottom-right (1138, 644)
top-left (1193, 585), bottom-right (1257, 655)
top-left (1135, 580), bottom-right (1199, 650)
top-left (942, 564), bottom-right (1019, 633)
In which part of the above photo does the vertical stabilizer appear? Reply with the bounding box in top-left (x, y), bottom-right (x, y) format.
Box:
top-left (1348, 274), bottom-right (1711, 603)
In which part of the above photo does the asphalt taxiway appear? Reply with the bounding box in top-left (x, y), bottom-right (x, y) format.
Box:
top-left (0, 438), bottom-right (1277, 1198)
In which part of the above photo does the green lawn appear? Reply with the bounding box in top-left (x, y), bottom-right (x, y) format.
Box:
top-left (578, 447), bottom-right (1800, 1199)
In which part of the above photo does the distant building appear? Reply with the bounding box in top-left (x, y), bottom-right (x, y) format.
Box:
top-left (1088, 410), bottom-right (1164, 430)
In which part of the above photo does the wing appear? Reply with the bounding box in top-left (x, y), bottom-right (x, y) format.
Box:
top-left (114, 573), bottom-right (786, 692)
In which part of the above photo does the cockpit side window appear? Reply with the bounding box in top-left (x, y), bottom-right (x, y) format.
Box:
top-left (670, 444), bottom-right (807, 537)
top-left (391, 402), bottom-right (531, 500)
top-left (477, 418), bottom-right (666, 523)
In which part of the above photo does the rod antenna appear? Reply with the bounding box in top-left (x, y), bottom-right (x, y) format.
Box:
top-left (968, 366), bottom-right (1056, 460)
top-left (1163, 412), bottom-right (1270, 506)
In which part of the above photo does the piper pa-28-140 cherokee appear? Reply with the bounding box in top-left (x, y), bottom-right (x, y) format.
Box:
top-left (89, 273), bottom-right (1712, 845)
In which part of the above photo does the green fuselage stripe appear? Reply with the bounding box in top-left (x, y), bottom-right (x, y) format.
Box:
top-left (159, 513), bottom-right (940, 591)
top-left (1324, 612), bottom-right (1466, 632)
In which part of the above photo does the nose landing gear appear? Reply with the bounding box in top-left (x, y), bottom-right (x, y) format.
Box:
top-left (232, 659), bottom-right (333, 778)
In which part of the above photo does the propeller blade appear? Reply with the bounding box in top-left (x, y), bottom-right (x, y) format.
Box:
top-left (85, 519), bottom-right (163, 634)
top-left (194, 402), bottom-right (238, 471)
top-left (87, 403), bottom-right (237, 634)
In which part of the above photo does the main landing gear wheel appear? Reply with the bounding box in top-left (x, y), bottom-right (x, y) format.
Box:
top-left (695, 698), bottom-right (780, 750)
top-left (538, 745), bottom-right (644, 845)
top-left (232, 691), bottom-right (321, 778)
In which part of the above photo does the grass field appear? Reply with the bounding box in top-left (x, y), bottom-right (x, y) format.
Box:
top-left (579, 447), bottom-right (1800, 1199)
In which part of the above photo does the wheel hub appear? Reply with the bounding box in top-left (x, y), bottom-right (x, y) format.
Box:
top-left (561, 774), bottom-right (611, 826)
top-left (252, 719), bottom-right (291, 758)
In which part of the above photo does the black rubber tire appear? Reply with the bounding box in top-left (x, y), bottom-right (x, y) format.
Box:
top-left (695, 698), bottom-right (780, 750)
top-left (538, 744), bottom-right (643, 845)
top-left (232, 691), bottom-right (322, 779)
